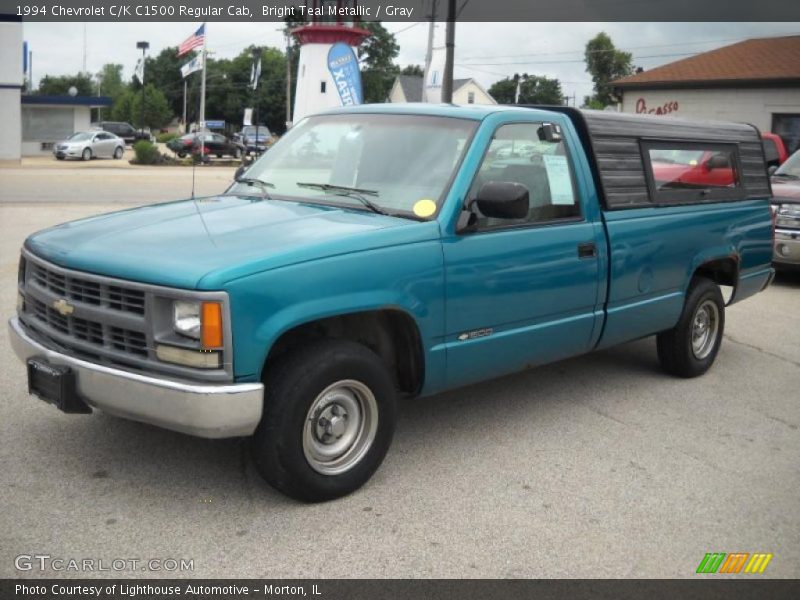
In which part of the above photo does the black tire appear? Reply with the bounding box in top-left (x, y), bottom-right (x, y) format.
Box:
top-left (657, 277), bottom-right (725, 378)
top-left (82, 148), bottom-right (92, 161)
top-left (113, 146), bottom-right (124, 159)
top-left (216, 153), bottom-right (223, 159)
top-left (177, 152), bottom-right (186, 159)
top-left (56, 156), bottom-right (65, 161)
top-left (252, 339), bottom-right (396, 502)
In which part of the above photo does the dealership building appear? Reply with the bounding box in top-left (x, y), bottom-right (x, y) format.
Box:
top-left (613, 35), bottom-right (800, 155)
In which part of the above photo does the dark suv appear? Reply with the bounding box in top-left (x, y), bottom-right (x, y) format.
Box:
top-left (92, 122), bottom-right (153, 145)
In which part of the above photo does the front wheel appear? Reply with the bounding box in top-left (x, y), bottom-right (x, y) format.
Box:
top-left (113, 146), bottom-right (124, 159)
top-left (657, 277), bottom-right (725, 378)
top-left (252, 339), bottom-right (396, 502)
top-left (82, 148), bottom-right (92, 161)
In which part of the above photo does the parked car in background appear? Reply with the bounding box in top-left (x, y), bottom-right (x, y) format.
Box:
top-left (92, 121), bottom-right (153, 145)
top-left (53, 131), bottom-right (125, 161)
top-left (762, 132), bottom-right (789, 170)
top-left (234, 125), bottom-right (273, 155)
top-left (770, 149), bottom-right (800, 269)
top-left (167, 132), bottom-right (244, 159)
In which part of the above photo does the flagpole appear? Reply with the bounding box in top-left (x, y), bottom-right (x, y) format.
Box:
top-left (182, 79), bottom-right (187, 133)
top-left (199, 23), bottom-right (207, 160)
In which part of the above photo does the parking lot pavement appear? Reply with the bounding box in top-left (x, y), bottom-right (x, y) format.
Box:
top-left (0, 170), bottom-right (798, 578)
top-left (0, 161), bottom-right (236, 205)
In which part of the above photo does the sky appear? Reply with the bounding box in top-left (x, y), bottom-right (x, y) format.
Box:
top-left (22, 21), bottom-right (800, 102)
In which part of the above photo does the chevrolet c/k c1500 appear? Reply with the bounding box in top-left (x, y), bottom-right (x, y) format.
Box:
top-left (10, 105), bottom-right (775, 501)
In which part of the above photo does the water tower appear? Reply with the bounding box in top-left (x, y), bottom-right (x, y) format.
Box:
top-left (291, 0), bottom-right (371, 123)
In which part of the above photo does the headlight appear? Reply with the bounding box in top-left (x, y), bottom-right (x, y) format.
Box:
top-left (173, 300), bottom-right (201, 339)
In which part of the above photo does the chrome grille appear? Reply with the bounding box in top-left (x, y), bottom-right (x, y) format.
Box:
top-left (29, 262), bottom-right (144, 314)
top-left (20, 254), bottom-right (151, 371)
top-left (17, 250), bottom-right (233, 383)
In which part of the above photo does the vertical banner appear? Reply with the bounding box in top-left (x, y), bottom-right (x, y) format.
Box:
top-left (327, 42), bottom-right (363, 107)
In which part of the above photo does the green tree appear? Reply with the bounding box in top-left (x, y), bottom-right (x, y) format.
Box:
top-left (130, 84), bottom-right (173, 129)
top-left (401, 64), bottom-right (424, 77)
top-left (488, 78), bottom-right (517, 104)
top-left (96, 64), bottom-right (126, 101)
top-left (518, 75), bottom-right (563, 105)
top-left (584, 32), bottom-right (633, 107)
top-left (37, 73), bottom-right (94, 96)
top-left (111, 89), bottom-right (136, 122)
top-left (143, 46), bottom-right (193, 118)
top-left (358, 21), bottom-right (400, 103)
top-left (489, 75), bottom-right (563, 105)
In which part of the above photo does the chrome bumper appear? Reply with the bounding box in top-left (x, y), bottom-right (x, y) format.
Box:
top-left (774, 228), bottom-right (800, 266)
top-left (8, 316), bottom-right (263, 438)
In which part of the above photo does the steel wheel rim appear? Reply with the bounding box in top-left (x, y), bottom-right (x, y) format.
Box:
top-left (303, 379), bottom-right (378, 476)
top-left (691, 299), bottom-right (719, 359)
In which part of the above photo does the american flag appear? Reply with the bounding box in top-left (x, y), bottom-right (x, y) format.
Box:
top-left (178, 24), bottom-right (205, 57)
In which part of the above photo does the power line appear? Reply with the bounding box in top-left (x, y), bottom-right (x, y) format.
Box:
top-left (457, 51), bottom-right (700, 67)
top-left (457, 32), bottom-right (800, 63)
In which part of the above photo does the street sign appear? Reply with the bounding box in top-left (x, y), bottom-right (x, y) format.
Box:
top-left (205, 120), bottom-right (225, 129)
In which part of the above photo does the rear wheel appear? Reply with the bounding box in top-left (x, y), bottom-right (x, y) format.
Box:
top-left (657, 277), bottom-right (725, 378)
top-left (82, 148), bottom-right (92, 161)
top-left (252, 339), bottom-right (396, 502)
top-left (113, 146), bottom-right (124, 159)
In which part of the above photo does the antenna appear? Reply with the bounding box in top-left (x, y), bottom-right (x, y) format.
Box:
top-left (191, 147), bottom-right (196, 199)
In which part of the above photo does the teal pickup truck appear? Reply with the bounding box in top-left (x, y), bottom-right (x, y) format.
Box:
top-left (10, 105), bottom-right (775, 501)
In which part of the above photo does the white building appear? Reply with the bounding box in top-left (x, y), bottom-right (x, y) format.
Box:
top-left (291, 1), bottom-right (370, 124)
top-left (613, 35), bottom-right (800, 155)
top-left (21, 95), bottom-right (112, 156)
top-left (0, 14), bottom-right (23, 163)
top-left (388, 75), bottom-right (496, 105)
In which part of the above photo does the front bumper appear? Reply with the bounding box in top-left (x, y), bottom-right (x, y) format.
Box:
top-left (8, 316), bottom-right (263, 438)
top-left (774, 228), bottom-right (800, 267)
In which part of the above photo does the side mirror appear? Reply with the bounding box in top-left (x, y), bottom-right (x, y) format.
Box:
top-left (768, 165), bottom-right (779, 176)
top-left (475, 181), bottom-right (529, 219)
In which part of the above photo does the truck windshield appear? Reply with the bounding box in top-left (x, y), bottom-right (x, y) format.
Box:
top-left (774, 151), bottom-right (800, 178)
top-left (230, 113), bottom-right (477, 218)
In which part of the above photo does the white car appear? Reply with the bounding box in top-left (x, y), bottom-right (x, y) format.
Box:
top-left (53, 131), bottom-right (125, 161)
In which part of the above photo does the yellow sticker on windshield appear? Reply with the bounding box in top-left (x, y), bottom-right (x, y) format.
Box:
top-left (413, 199), bottom-right (437, 218)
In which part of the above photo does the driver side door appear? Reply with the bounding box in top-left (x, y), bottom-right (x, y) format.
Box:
top-left (442, 120), bottom-right (606, 387)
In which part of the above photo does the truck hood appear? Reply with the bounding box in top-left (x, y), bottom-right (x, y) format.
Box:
top-left (25, 195), bottom-right (428, 289)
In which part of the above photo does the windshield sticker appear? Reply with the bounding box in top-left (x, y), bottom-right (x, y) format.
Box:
top-left (413, 199), bottom-right (437, 218)
top-left (542, 155), bottom-right (574, 205)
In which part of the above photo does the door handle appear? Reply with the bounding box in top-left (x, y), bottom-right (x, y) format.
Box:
top-left (577, 242), bottom-right (597, 259)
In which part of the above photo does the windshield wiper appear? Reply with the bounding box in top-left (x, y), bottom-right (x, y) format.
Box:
top-left (772, 172), bottom-right (799, 180)
top-left (295, 182), bottom-right (390, 216)
top-left (234, 177), bottom-right (275, 198)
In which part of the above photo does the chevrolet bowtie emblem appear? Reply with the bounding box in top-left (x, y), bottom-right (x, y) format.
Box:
top-left (52, 298), bottom-right (75, 316)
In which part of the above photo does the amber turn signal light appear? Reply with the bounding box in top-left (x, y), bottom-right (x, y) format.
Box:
top-left (201, 302), bottom-right (223, 348)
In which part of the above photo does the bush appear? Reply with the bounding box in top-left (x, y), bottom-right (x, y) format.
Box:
top-left (133, 140), bottom-right (160, 164)
top-left (156, 132), bottom-right (179, 144)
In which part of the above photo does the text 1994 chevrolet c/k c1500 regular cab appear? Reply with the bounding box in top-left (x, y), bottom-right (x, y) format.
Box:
top-left (10, 105), bottom-right (776, 501)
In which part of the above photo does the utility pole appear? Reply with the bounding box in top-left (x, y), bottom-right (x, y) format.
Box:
top-left (136, 41), bottom-right (149, 136)
top-left (199, 27), bottom-right (208, 159)
top-left (252, 47), bottom-right (260, 147)
top-left (182, 80), bottom-right (188, 133)
top-left (422, 0), bottom-right (437, 103)
top-left (82, 23), bottom-right (87, 73)
top-left (285, 31), bottom-right (292, 128)
top-left (441, 0), bottom-right (456, 103)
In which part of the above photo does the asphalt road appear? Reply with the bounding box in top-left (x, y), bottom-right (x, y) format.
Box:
top-left (0, 165), bottom-right (798, 579)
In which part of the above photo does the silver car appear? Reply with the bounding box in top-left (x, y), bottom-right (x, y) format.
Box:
top-left (53, 131), bottom-right (125, 161)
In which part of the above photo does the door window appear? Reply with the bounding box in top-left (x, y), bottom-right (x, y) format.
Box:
top-left (467, 123), bottom-right (580, 229)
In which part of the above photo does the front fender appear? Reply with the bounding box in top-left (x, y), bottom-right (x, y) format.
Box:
top-left (224, 239), bottom-right (446, 391)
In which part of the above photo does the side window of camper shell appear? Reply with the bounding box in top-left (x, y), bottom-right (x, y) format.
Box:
top-left (641, 140), bottom-right (746, 205)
